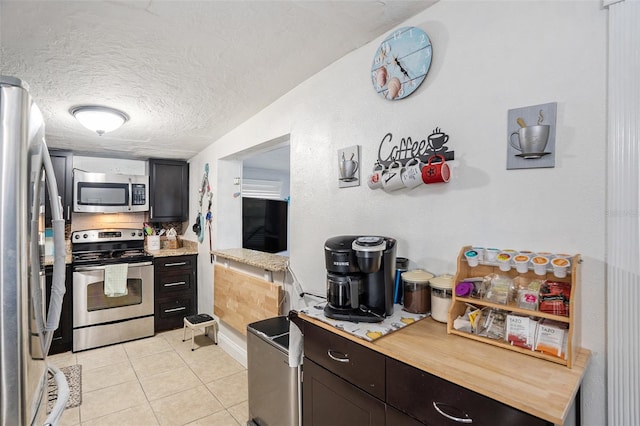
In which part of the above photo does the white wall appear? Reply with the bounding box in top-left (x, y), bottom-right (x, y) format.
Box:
top-left (187, 1), bottom-right (607, 423)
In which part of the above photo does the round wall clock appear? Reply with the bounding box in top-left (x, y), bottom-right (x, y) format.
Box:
top-left (371, 26), bottom-right (432, 100)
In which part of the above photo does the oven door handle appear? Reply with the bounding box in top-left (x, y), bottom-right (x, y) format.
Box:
top-left (74, 261), bottom-right (153, 272)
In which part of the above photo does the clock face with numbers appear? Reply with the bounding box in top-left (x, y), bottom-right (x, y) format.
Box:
top-left (371, 26), bottom-right (432, 100)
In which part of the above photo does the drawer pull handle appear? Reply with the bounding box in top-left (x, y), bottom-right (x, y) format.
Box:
top-left (165, 262), bottom-right (187, 267)
top-left (164, 306), bottom-right (187, 313)
top-left (164, 281), bottom-right (186, 287)
top-left (327, 350), bottom-right (349, 363)
top-left (432, 402), bottom-right (473, 423)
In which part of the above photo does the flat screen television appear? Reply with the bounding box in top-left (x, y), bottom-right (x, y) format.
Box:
top-left (242, 197), bottom-right (288, 253)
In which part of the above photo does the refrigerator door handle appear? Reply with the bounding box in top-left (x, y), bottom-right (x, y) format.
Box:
top-left (43, 365), bottom-right (69, 426)
top-left (41, 139), bottom-right (67, 355)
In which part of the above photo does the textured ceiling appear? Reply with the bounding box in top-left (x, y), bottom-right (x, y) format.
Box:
top-left (1, 0), bottom-right (435, 160)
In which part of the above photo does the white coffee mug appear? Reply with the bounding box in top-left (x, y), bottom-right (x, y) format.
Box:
top-left (382, 161), bottom-right (405, 192)
top-left (401, 158), bottom-right (423, 189)
top-left (367, 163), bottom-right (385, 190)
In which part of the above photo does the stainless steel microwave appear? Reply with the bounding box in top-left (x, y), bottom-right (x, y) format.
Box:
top-left (73, 170), bottom-right (149, 213)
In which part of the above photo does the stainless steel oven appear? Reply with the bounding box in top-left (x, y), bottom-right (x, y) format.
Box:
top-left (71, 228), bottom-right (154, 352)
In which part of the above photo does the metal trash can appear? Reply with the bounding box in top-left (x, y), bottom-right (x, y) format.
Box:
top-left (247, 316), bottom-right (300, 426)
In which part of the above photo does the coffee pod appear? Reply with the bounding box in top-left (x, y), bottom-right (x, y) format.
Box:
top-left (464, 249), bottom-right (479, 267)
top-left (496, 252), bottom-right (512, 271)
top-left (513, 254), bottom-right (530, 273)
top-left (485, 248), bottom-right (500, 263)
top-left (472, 247), bottom-right (485, 262)
top-left (531, 256), bottom-right (549, 275)
top-left (551, 257), bottom-right (570, 278)
top-left (554, 254), bottom-right (572, 266)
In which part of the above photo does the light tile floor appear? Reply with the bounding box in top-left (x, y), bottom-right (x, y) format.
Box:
top-left (49, 328), bottom-right (248, 426)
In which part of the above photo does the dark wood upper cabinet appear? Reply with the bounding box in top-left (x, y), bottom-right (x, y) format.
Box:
top-left (149, 158), bottom-right (189, 222)
top-left (45, 150), bottom-right (73, 225)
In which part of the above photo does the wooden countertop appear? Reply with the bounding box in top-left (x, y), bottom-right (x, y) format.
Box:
top-left (211, 248), bottom-right (288, 272)
top-left (300, 313), bottom-right (590, 425)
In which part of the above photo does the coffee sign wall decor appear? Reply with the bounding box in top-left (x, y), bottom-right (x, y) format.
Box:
top-left (366, 128), bottom-right (455, 192)
top-left (376, 128), bottom-right (454, 168)
top-left (507, 102), bottom-right (557, 170)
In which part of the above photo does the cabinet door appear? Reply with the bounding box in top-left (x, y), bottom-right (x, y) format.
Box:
top-left (303, 358), bottom-right (385, 426)
top-left (45, 150), bottom-right (73, 224)
top-left (386, 406), bottom-right (424, 426)
top-left (45, 264), bottom-right (73, 355)
top-left (149, 159), bottom-right (189, 222)
top-left (304, 322), bottom-right (385, 400)
top-left (386, 358), bottom-right (549, 426)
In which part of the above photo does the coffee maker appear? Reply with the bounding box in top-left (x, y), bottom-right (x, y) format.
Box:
top-left (324, 235), bottom-right (397, 322)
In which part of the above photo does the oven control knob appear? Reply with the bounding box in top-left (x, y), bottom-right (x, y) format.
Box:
top-left (138, 231), bottom-right (143, 237)
top-left (83, 233), bottom-right (88, 239)
top-left (74, 234), bottom-right (80, 240)
top-left (131, 232), bottom-right (136, 237)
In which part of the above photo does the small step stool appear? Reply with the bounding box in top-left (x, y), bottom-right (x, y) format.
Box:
top-left (182, 314), bottom-right (218, 351)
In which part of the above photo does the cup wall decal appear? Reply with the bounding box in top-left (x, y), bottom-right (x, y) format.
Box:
top-left (506, 102), bottom-right (557, 170)
top-left (338, 145), bottom-right (361, 188)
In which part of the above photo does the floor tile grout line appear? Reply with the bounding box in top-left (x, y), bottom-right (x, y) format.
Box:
top-left (56, 330), bottom-right (249, 425)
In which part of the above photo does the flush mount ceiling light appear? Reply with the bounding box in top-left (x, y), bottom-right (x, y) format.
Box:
top-left (70, 105), bottom-right (129, 136)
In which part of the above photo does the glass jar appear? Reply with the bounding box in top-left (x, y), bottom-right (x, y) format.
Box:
top-left (430, 274), bottom-right (454, 322)
top-left (401, 269), bottom-right (434, 314)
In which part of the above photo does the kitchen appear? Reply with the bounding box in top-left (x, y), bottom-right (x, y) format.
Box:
top-left (0, 0), bottom-right (634, 425)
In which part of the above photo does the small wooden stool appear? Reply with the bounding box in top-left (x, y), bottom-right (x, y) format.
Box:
top-left (182, 314), bottom-right (218, 351)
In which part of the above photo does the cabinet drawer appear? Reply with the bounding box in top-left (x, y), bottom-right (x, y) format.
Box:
top-left (155, 297), bottom-right (195, 331)
top-left (154, 255), bottom-right (196, 271)
top-left (304, 322), bottom-right (385, 400)
top-left (155, 270), bottom-right (194, 296)
top-left (386, 358), bottom-right (548, 426)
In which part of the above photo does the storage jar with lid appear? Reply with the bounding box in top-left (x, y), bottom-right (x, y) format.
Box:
top-left (401, 269), bottom-right (434, 314)
top-left (430, 274), bottom-right (454, 322)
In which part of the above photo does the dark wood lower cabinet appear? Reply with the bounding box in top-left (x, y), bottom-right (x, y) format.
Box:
top-left (301, 321), bottom-right (552, 426)
top-left (386, 358), bottom-right (550, 426)
top-left (385, 406), bottom-right (424, 426)
top-left (303, 358), bottom-right (385, 426)
top-left (154, 255), bottom-right (198, 332)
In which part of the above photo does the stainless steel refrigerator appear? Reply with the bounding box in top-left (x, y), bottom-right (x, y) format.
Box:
top-left (0, 76), bottom-right (69, 425)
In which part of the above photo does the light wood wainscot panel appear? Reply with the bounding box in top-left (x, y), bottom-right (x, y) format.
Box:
top-left (214, 264), bottom-right (282, 335)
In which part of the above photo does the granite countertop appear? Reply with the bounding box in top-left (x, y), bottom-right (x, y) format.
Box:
top-left (211, 248), bottom-right (289, 272)
top-left (44, 239), bottom-right (72, 266)
top-left (300, 313), bottom-right (590, 425)
top-left (44, 253), bottom-right (72, 266)
top-left (147, 239), bottom-right (199, 257)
